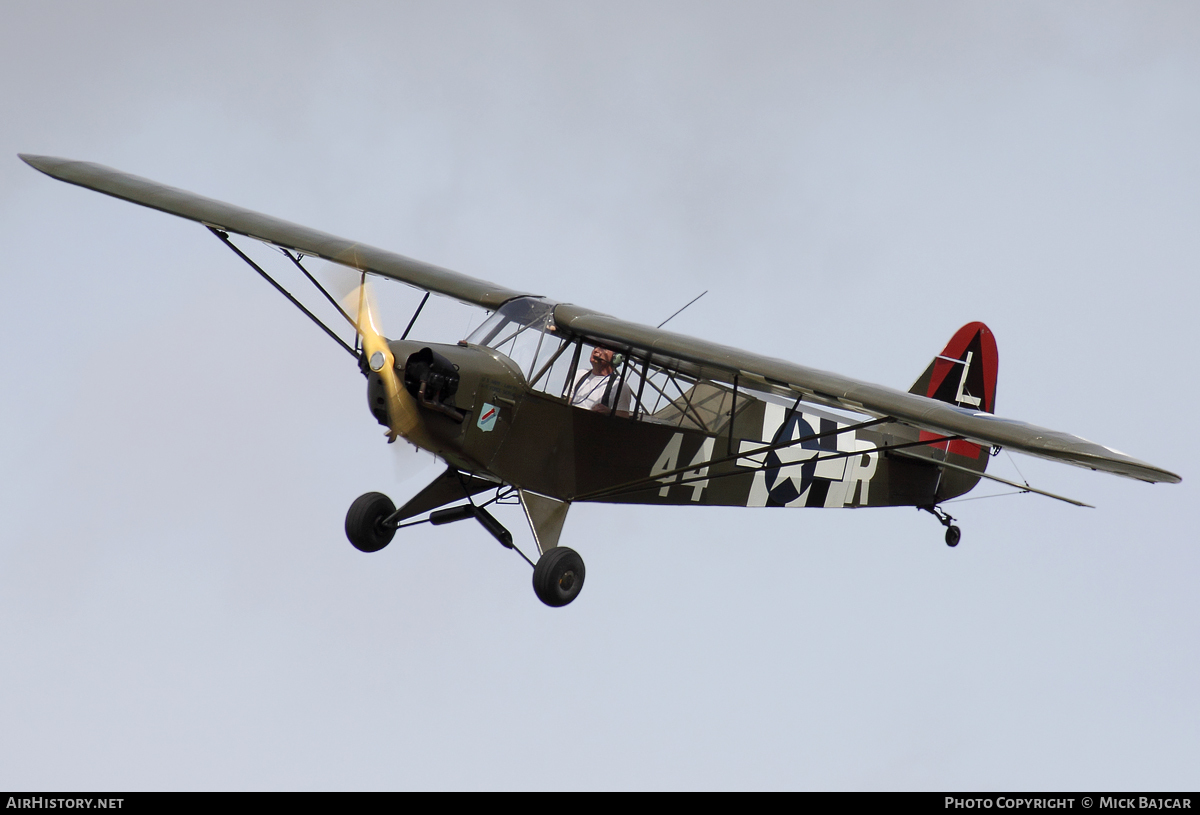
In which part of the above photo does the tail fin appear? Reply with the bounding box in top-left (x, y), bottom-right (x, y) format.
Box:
top-left (909, 321), bottom-right (998, 414)
top-left (909, 322), bottom-right (999, 470)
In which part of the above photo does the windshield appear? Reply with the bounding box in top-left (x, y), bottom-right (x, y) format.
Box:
top-left (466, 297), bottom-right (562, 381)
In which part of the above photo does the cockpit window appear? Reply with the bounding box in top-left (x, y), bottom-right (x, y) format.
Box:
top-left (466, 299), bottom-right (748, 427)
top-left (466, 297), bottom-right (564, 384)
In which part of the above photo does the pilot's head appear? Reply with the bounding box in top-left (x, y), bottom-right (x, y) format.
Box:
top-left (590, 345), bottom-right (615, 374)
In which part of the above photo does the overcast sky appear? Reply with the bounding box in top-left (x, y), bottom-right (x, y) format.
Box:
top-left (1, 1), bottom-right (1197, 791)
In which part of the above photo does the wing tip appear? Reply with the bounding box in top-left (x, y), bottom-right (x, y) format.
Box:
top-left (1129, 466), bottom-right (1181, 485)
top-left (18, 153), bottom-right (66, 176)
top-left (1125, 459), bottom-right (1182, 484)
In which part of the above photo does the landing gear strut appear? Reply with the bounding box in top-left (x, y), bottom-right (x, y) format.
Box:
top-left (921, 505), bottom-right (961, 547)
top-left (345, 490), bottom-right (586, 607)
top-left (431, 503), bottom-right (589, 606)
top-left (430, 503), bottom-right (518, 553)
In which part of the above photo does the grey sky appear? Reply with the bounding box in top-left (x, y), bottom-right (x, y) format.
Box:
top-left (1, 1), bottom-right (1196, 790)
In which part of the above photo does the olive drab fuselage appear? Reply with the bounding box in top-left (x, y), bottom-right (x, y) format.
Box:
top-left (374, 339), bottom-right (986, 510)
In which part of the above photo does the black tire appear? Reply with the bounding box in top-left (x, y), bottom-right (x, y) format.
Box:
top-left (345, 492), bottom-right (397, 553)
top-left (945, 525), bottom-right (961, 548)
top-left (532, 546), bottom-right (586, 607)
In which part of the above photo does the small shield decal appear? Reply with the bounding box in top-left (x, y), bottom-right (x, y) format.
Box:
top-left (477, 403), bottom-right (499, 432)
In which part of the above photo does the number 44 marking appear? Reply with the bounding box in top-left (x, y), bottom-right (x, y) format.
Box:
top-left (651, 433), bottom-right (716, 501)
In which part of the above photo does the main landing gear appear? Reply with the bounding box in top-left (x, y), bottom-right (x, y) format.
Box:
top-left (920, 504), bottom-right (961, 547)
top-left (531, 546), bottom-right (586, 607)
top-left (344, 491), bottom-right (586, 607)
top-left (345, 492), bottom-right (397, 553)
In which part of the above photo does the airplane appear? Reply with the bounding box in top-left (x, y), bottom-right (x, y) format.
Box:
top-left (20, 154), bottom-right (1182, 608)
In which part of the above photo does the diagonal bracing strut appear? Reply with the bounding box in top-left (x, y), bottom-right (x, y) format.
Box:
top-left (208, 227), bottom-right (358, 359)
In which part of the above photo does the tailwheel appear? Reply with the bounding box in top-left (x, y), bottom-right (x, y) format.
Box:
top-left (345, 491), bottom-right (397, 553)
top-left (533, 546), bottom-right (586, 607)
top-left (920, 505), bottom-right (962, 548)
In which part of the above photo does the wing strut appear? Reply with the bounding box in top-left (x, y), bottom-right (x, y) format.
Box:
top-left (401, 292), bottom-right (430, 341)
top-left (208, 227), bottom-right (358, 359)
top-left (279, 248), bottom-right (359, 332)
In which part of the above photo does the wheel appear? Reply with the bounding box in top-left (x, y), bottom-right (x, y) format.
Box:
top-left (945, 525), bottom-right (961, 547)
top-left (345, 492), bottom-right (397, 553)
top-left (532, 546), bottom-right (586, 607)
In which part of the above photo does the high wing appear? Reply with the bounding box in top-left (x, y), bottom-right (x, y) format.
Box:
top-left (553, 304), bottom-right (1180, 484)
top-left (22, 154), bottom-right (1180, 486)
top-left (19, 154), bottom-right (530, 310)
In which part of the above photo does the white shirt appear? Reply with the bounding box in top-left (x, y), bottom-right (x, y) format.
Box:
top-left (571, 369), bottom-right (633, 413)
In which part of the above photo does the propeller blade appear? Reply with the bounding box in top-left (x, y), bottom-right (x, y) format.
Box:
top-left (345, 280), bottom-right (431, 447)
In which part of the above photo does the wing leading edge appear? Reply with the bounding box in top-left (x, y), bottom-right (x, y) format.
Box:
top-left (23, 154), bottom-right (1179, 485)
top-left (19, 154), bottom-right (530, 310)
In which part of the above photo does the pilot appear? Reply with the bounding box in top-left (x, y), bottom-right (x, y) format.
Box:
top-left (571, 345), bottom-right (633, 417)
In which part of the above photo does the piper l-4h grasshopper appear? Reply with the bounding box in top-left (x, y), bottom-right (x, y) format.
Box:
top-left (22, 155), bottom-right (1181, 607)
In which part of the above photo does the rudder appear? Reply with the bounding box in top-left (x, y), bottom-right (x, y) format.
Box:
top-left (909, 322), bottom-right (998, 477)
top-left (909, 321), bottom-right (998, 414)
